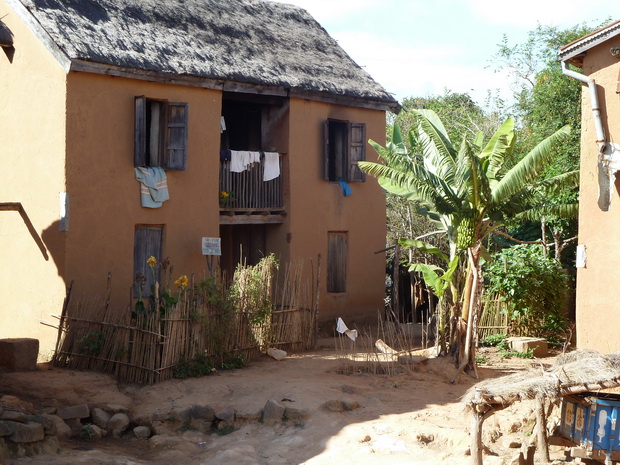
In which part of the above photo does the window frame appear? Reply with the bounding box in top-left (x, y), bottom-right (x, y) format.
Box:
top-left (134, 96), bottom-right (188, 170)
top-left (324, 119), bottom-right (366, 183)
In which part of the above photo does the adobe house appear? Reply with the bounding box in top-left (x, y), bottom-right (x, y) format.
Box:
top-left (0, 0), bottom-right (399, 357)
top-left (559, 20), bottom-right (620, 353)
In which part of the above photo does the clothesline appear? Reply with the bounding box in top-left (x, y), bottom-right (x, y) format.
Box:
top-left (220, 150), bottom-right (280, 181)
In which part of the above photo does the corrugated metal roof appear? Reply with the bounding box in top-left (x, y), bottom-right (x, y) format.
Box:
top-left (559, 19), bottom-right (620, 65)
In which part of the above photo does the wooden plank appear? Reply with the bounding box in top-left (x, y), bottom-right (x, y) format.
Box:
top-left (134, 96), bottom-right (147, 167)
top-left (348, 122), bottom-right (366, 182)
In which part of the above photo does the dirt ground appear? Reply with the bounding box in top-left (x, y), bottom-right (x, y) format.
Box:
top-left (0, 337), bottom-right (571, 465)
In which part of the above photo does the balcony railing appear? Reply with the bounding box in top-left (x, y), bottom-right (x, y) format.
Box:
top-left (219, 154), bottom-right (284, 213)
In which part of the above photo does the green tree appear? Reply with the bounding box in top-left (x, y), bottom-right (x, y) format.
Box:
top-left (493, 21), bottom-right (608, 262)
top-left (360, 109), bottom-right (575, 378)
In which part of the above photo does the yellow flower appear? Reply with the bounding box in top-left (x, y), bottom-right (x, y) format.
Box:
top-left (147, 256), bottom-right (157, 267)
top-left (221, 191), bottom-right (229, 198)
top-left (175, 275), bottom-right (189, 289)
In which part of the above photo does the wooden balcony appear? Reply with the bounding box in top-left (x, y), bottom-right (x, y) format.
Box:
top-left (219, 154), bottom-right (285, 225)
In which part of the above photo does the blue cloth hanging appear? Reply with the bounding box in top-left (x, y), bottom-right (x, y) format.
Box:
top-left (338, 178), bottom-right (352, 197)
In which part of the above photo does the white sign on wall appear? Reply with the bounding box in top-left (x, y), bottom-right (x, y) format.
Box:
top-left (202, 237), bottom-right (221, 256)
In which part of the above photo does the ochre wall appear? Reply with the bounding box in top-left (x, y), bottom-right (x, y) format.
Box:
top-left (1, 2), bottom-right (389, 354)
top-left (64, 73), bottom-right (223, 308)
top-left (0, 1), bottom-right (68, 358)
top-left (575, 43), bottom-right (620, 353)
top-left (288, 98), bottom-right (387, 326)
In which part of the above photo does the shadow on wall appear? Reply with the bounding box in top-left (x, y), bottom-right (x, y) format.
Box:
top-left (41, 219), bottom-right (66, 286)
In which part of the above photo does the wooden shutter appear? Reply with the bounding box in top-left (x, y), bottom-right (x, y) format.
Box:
top-left (134, 96), bottom-right (147, 167)
top-left (348, 122), bottom-right (366, 182)
top-left (323, 120), bottom-right (330, 181)
top-left (133, 225), bottom-right (164, 297)
top-left (164, 102), bottom-right (188, 170)
top-left (327, 232), bottom-right (348, 293)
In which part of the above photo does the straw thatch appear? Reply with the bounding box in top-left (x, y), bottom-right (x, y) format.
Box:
top-left (10, 0), bottom-right (399, 111)
top-left (463, 350), bottom-right (620, 411)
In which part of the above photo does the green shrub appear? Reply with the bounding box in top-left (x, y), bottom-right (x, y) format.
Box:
top-left (485, 244), bottom-right (569, 343)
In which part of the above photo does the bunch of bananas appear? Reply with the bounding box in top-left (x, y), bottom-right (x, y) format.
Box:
top-left (456, 216), bottom-right (477, 250)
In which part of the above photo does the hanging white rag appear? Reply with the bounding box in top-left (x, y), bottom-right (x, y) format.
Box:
top-left (336, 317), bottom-right (358, 341)
top-left (249, 151), bottom-right (261, 164)
top-left (230, 150), bottom-right (249, 172)
top-left (263, 152), bottom-right (280, 181)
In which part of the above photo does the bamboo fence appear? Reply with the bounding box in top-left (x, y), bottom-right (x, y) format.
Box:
top-left (52, 258), bottom-right (319, 385)
top-left (477, 293), bottom-right (509, 340)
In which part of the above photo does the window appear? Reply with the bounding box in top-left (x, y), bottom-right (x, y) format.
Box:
top-left (134, 96), bottom-right (188, 170)
top-left (327, 231), bottom-right (348, 293)
top-left (133, 225), bottom-right (164, 297)
top-left (324, 120), bottom-right (366, 182)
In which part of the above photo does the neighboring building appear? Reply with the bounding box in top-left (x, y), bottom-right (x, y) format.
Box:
top-left (0, 0), bottom-right (399, 356)
top-left (559, 20), bottom-right (620, 353)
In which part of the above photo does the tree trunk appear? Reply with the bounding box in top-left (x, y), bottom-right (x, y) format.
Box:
top-left (453, 245), bottom-right (482, 382)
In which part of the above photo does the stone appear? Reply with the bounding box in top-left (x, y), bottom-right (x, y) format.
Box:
top-left (284, 407), bottom-right (308, 421)
top-left (235, 410), bottom-right (262, 423)
top-left (0, 338), bottom-right (39, 371)
top-left (0, 396), bottom-right (34, 411)
top-left (27, 414), bottom-right (56, 435)
top-left (92, 408), bottom-right (111, 429)
top-left (170, 407), bottom-right (191, 422)
top-left (0, 421), bottom-right (13, 436)
top-left (150, 420), bottom-right (174, 435)
top-left (267, 348), bottom-right (287, 361)
top-left (190, 404), bottom-right (215, 421)
top-left (1, 411), bottom-right (27, 422)
top-left (215, 406), bottom-right (235, 423)
top-left (57, 404), bottom-right (90, 420)
top-left (107, 413), bottom-right (130, 437)
top-left (507, 337), bottom-right (548, 357)
top-left (133, 425), bottom-right (151, 438)
top-left (50, 415), bottom-right (71, 439)
top-left (65, 418), bottom-right (83, 438)
top-left (217, 420), bottom-right (235, 431)
top-left (151, 411), bottom-right (171, 422)
top-left (82, 423), bottom-right (105, 440)
top-left (342, 398), bottom-right (360, 411)
top-left (10, 421), bottom-right (45, 443)
top-left (105, 404), bottom-right (129, 414)
top-left (323, 400), bottom-right (344, 412)
top-left (262, 399), bottom-right (285, 425)
top-left (37, 407), bottom-right (57, 415)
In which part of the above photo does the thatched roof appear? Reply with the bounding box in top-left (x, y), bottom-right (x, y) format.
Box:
top-left (8, 0), bottom-right (399, 111)
top-left (463, 350), bottom-right (620, 412)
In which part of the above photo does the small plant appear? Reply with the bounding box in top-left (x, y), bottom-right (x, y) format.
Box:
top-left (212, 424), bottom-right (235, 436)
top-left (475, 355), bottom-right (489, 364)
top-left (78, 331), bottom-right (104, 356)
top-left (219, 190), bottom-right (235, 208)
top-left (173, 354), bottom-right (215, 379)
top-left (81, 424), bottom-right (95, 440)
top-left (220, 353), bottom-right (245, 370)
top-left (178, 424), bottom-right (198, 432)
top-left (479, 333), bottom-right (508, 348)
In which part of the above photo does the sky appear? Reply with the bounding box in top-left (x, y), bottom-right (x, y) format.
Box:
top-left (272, 0), bottom-right (616, 108)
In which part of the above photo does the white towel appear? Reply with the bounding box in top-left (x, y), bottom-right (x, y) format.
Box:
top-left (336, 317), bottom-right (358, 341)
top-left (249, 151), bottom-right (261, 164)
top-left (230, 150), bottom-right (249, 173)
top-left (263, 152), bottom-right (280, 181)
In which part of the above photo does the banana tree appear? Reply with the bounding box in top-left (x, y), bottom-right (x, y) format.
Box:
top-left (360, 109), bottom-right (574, 377)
